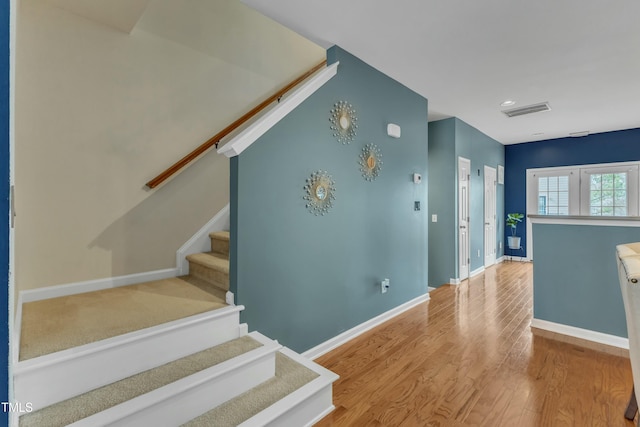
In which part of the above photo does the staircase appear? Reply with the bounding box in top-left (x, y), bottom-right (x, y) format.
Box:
top-left (14, 232), bottom-right (338, 426)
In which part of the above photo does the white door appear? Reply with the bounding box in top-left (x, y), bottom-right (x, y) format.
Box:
top-left (484, 166), bottom-right (497, 267)
top-left (458, 157), bottom-right (470, 280)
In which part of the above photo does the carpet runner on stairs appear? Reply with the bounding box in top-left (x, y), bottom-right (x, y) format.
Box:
top-left (15, 230), bottom-right (338, 426)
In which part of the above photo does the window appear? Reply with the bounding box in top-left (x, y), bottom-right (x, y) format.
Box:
top-left (580, 164), bottom-right (638, 216)
top-left (537, 176), bottom-right (569, 215)
top-left (589, 172), bottom-right (627, 216)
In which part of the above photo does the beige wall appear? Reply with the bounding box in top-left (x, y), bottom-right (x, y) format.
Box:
top-left (15, 0), bottom-right (324, 292)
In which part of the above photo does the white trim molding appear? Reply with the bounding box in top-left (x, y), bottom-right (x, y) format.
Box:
top-left (530, 318), bottom-right (629, 350)
top-left (176, 203), bottom-right (230, 275)
top-left (19, 268), bottom-right (179, 304)
top-left (529, 214), bottom-right (640, 227)
top-left (449, 278), bottom-right (461, 285)
top-left (218, 62), bottom-right (339, 158)
top-left (302, 292), bottom-right (430, 360)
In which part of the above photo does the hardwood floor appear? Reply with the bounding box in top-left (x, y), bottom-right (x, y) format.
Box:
top-left (315, 261), bottom-right (634, 426)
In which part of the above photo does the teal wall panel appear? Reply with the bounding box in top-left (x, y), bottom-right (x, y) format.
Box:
top-left (428, 119), bottom-right (456, 287)
top-left (532, 223), bottom-right (640, 337)
top-left (427, 118), bottom-right (504, 284)
top-left (233, 46), bottom-right (429, 352)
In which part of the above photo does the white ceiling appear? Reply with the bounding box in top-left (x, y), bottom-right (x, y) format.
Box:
top-left (242, 0), bottom-right (640, 145)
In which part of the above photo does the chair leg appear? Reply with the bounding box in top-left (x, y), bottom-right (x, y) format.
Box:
top-left (625, 386), bottom-right (638, 421)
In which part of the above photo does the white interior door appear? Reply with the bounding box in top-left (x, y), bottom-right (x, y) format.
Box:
top-left (458, 157), bottom-right (470, 280)
top-left (484, 166), bottom-right (497, 267)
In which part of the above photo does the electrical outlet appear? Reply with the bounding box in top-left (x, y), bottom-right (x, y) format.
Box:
top-left (477, 249), bottom-right (481, 257)
top-left (381, 278), bottom-right (390, 294)
top-left (414, 201), bottom-right (420, 211)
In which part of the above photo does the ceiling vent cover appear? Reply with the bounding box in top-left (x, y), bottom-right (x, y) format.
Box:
top-left (502, 102), bottom-right (551, 118)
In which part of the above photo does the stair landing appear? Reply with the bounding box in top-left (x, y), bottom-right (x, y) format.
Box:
top-left (19, 276), bottom-right (227, 361)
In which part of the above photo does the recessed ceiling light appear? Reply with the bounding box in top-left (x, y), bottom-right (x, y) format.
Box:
top-left (500, 100), bottom-right (516, 107)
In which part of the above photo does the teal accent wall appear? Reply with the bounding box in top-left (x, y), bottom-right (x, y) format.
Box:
top-left (232, 46), bottom-right (429, 353)
top-left (532, 223), bottom-right (640, 337)
top-left (428, 118), bottom-right (505, 286)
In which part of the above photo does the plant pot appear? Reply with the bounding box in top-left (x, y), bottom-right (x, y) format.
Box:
top-left (507, 236), bottom-right (521, 250)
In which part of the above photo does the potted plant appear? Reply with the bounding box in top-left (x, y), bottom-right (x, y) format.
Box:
top-left (506, 213), bottom-right (524, 249)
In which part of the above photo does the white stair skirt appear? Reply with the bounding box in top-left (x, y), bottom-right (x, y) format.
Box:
top-left (239, 347), bottom-right (339, 427)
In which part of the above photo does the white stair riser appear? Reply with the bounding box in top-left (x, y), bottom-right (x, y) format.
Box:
top-left (70, 334), bottom-right (280, 427)
top-left (15, 307), bottom-right (244, 411)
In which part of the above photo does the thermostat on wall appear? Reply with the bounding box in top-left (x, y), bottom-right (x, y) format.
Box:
top-left (387, 123), bottom-right (401, 139)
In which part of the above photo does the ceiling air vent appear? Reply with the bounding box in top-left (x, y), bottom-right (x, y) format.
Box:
top-left (502, 102), bottom-right (551, 118)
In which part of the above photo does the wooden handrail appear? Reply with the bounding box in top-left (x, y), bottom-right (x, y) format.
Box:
top-left (146, 60), bottom-right (328, 189)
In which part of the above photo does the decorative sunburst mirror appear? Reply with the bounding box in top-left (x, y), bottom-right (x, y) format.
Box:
top-left (359, 143), bottom-right (383, 181)
top-left (329, 101), bottom-right (358, 144)
top-left (303, 170), bottom-right (336, 215)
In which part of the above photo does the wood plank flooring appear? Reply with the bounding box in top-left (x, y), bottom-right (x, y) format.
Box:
top-left (315, 261), bottom-right (634, 426)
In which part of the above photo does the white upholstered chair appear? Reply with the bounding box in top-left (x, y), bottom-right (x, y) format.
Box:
top-left (616, 242), bottom-right (640, 425)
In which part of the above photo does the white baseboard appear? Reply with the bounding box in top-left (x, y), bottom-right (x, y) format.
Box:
top-left (177, 203), bottom-right (230, 275)
top-left (504, 256), bottom-right (530, 262)
top-left (427, 287), bottom-right (436, 292)
top-left (530, 318), bottom-right (629, 350)
top-left (449, 278), bottom-right (461, 285)
top-left (497, 256), bottom-right (505, 264)
top-left (302, 293), bottom-right (430, 360)
top-left (19, 268), bottom-right (179, 304)
top-left (470, 266), bottom-right (485, 277)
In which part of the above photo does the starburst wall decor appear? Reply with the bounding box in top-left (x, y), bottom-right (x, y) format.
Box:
top-left (329, 100), bottom-right (358, 144)
top-left (359, 143), bottom-right (383, 181)
top-left (303, 170), bottom-right (336, 215)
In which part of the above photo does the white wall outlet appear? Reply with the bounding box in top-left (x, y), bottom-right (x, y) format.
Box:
top-left (413, 173), bottom-right (422, 184)
top-left (432, 214), bottom-right (437, 222)
top-left (381, 278), bottom-right (390, 294)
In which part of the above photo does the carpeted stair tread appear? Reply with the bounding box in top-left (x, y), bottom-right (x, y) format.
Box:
top-left (20, 277), bottom-right (227, 361)
top-left (19, 335), bottom-right (263, 427)
top-left (209, 231), bottom-right (230, 241)
top-left (186, 252), bottom-right (230, 273)
top-left (182, 352), bottom-right (319, 427)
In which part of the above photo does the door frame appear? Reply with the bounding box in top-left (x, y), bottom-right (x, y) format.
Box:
top-left (458, 157), bottom-right (470, 281)
top-left (484, 165), bottom-right (497, 267)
